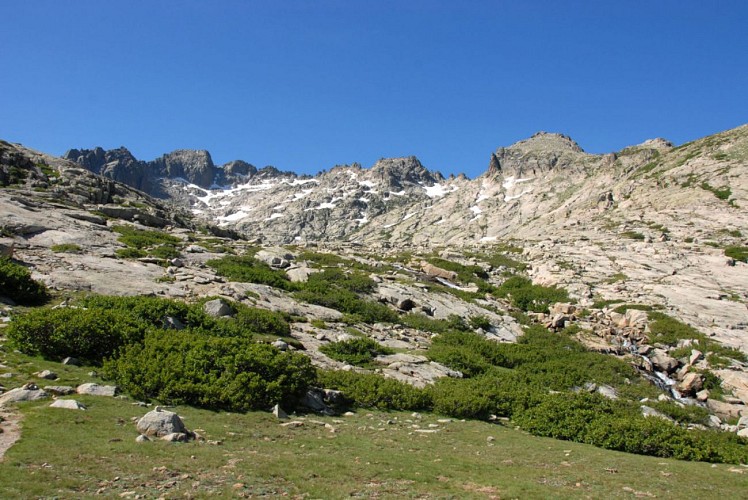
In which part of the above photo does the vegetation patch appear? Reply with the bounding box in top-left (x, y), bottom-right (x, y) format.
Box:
top-left (103, 331), bottom-right (315, 411)
top-left (725, 246), bottom-right (748, 263)
top-left (0, 257), bottom-right (48, 305)
top-left (50, 243), bottom-right (82, 253)
top-left (494, 276), bottom-right (569, 313)
top-left (621, 231), bottom-right (646, 241)
top-left (207, 255), bottom-right (295, 290)
top-left (319, 337), bottom-right (394, 367)
top-left (700, 182), bottom-right (732, 201)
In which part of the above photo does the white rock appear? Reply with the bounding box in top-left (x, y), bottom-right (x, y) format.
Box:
top-left (50, 399), bottom-right (87, 410)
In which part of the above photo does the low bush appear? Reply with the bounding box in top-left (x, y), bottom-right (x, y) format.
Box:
top-left (319, 337), bottom-right (394, 366)
top-left (112, 225), bottom-right (182, 249)
top-left (7, 306), bottom-right (144, 364)
top-left (725, 246), bottom-right (748, 263)
top-left (104, 331), bottom-right (315, 411)
top-left (316, 370), bottom-right (432, 410)
top-left (207, 255), bottom-right (295, 290)
top-left (50, 243), bottom-right (82, 253)
top-left (0, 257), bottom-right (48, 305)
top-left (494, 276), bottom-right (569, 313)
top-left (399, 313), bottom-right (470, 334)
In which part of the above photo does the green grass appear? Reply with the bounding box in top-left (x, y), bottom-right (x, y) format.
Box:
top-left (700, 182), bottom-right (732, 201)
top-left (725, 246), bottom-right (748, 263)
top-left (50, 243), bottom-right (82, 254)
top-left (1, 383), bottom-right (747, 498)
top-left (621, 231), bottom-right (645, 241)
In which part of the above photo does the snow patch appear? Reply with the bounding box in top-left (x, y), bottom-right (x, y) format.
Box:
top-left (480, 236), bottom-right (497, 242)
top-left (469, 206), bottom-right (482, 215)
top-left (502, 176), bottom-right (532, 191)
top-left (424, 183), bottom-right (458, 198)
top-left (358, 180), bottom-right (377, 189)
top-left (266, 213), bottom-right (285, 220)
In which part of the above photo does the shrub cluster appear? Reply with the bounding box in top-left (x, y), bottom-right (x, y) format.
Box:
top-left (319, 337), bottom-right (394, 366)
top-left (0, 257), bottom-right (48, 305)
top-left (103, 331), bottom-right (315, 411)
top-left (320, 327), bottom-right (748, 464)
top-left (494, 276), bottom-right (569, 313)
top-left (8, 294), bottom-right (311, 411)
top-left (207, 255), bottom-right (295, 290)
top-left (112, 225), bottom-right (183, 261)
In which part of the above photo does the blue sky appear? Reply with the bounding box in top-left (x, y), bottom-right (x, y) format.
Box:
top-left (2, 1), bottom-right (746, 178)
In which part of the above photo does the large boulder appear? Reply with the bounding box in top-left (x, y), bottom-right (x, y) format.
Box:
top-left (203, 299), bottom-right (233, 318)
top-left (420, 262), bottom-right (457, 281)
top-left (136, 408), bottom-right (188, 438)
top-left (675, 372), bottom-right (703, 396)
top-left (50, 399), bottom-right (87, 410)
top-left (255, 248), bottom-right (295, 269)
top-left (649, 349), bottom-right (679, 373)
top-left (76, 383), bottom-right (119, 397)
top-left (0, 383), bottom-right (49, 405)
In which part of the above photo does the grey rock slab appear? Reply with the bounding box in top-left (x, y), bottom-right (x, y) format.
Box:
top-left (137, 409), bottom-right (188, 438)
top-left (44, 385), bottom-right (75, 395)
top-left (203, 298), bottom-right (233, 318)
top-left (76, 383), bottom-right (119, 397)
top-left (0, 387), bottom-right (49, 405)
top-left (50, 399), bottom-right (87, 410)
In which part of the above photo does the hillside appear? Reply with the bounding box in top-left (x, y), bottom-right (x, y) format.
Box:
top-left (1, 127), bottom-right (747, 495)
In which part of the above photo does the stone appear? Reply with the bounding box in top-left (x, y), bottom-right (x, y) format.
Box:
top-left (649, 349), bottom-right (679, 373)
top-left (0, 384), bottom-right (49, 405)
top-left (135, 434), bottom-right (151, 443)
top-left (689, 349), bottom-right (703, 365)
top-left (203, 299), bottom-right (233, 318)
top-left (624, 309), bottom-right (648, 329)
top-left (695, 389), bottom-right (710, 402)
top-left (640, 405), bottom-right (673, 421)
top-left (61, 357), bottom-right (80, 366)
top-left (675, 372), bottom-right (703, 396)
top-left (597, 385), bottom-right (618, 400)
top-left (738, 428), bottom-right (748, 438)
top-left (420, 262), bottom-right (458, 281)
top-left (137, 408), bottom-right (188, 438)
top-left (256, 247), bottom-right (294, 268)
top-left (706, 399), bottom-right (747, 421)
top-left (737, 416), bottom-right (748, 429)
top-left (44, 385), bottom-right (75, 395)
top-left (161, 432), bottom-right (189, 442)
top-left (163, 316), bottom-right (186, 330)
top-left (286, 266), bottom-right (318, 283)
top-left (35, 370), bottom-right (58, 380)
top-left (272, 404), bottom-right (289, 419)
top-left (76, 383), bottom-right (119, 397)
top-left (272, 339), bottom-right (289, 351)
top-left (50, 399), bottom-right (87, 410)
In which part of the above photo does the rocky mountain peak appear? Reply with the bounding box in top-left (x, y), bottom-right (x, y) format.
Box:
top-left (639, 138), bottom-right (674, 150)
top-left (486, 132), bottom-right (586, 178)
top-left (369, 156), bottom-right (443, 190)
top-left (154, 149), bottom-right (216, 187)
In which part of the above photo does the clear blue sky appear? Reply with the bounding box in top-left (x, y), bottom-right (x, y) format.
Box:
top-left (2, 1), bottom-right (746, 178)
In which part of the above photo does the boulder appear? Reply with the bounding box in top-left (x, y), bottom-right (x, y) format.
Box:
top-left (675, 372), bottom-right (703, 396)
top-left (35, 370), bottom-right (58, 380)
top-left (137, 408), bottom-right (188, 438)
top-left (203, 299), bottom-right (233, 318)
top-left (624, 309), bottom-right (648, 329)
top-left (272, 404), bottom-right (289, 420)
top-left (420, 262), bottom-right (457, 281)
top-left (0, 384), bottom-right (49, 405)
top-left (550, 303), bottom-right (576, 315)
top-left (706, 399), bottom-right (747, 421)
top-left (76, 383), bottom-right (119, 397)
top-left (286, 266), bottom-right (318, 283)
top-left (649, 349), bottom-right (679, 373)
top-left (256, 247), bottom-right (295, 269)
top-left (50, 399), bottom-right (87, 410)
top-left (44, 385), bottom-right (75, 396)
top-left (61, 357), bottom-right (80, 366)
top-left (640, 405), bottom-right (673, 421)
top-left (272, 339), bottom-right (289, 351)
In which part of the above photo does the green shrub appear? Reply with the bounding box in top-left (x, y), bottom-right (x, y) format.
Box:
top-left (316, 370), bottom-right (432, 410)
top-left (621, 231), bottom-right (645, 240)
top-left (104, 331), bottom-right (315, 411)
top-left (319, 337), bottom-right (394, 366)
top-left (469, 315), bottom-right (492, 330)
top-left (0, 257), bottom-right (48, 305)
top-left (115, 248), bottom-right (147, 259)
top-left (207, 255), bottom-right (295, 290)
top-left (399, 313), bottom-right (470, 334)
top-left (50, 243), bottom-right (82, 253)
top-left (725, 246), bottom-right (748, 263)
top-left (7, 307), bottom-right (144, 364)
top-left (112, 225), bottom-right (182, 249)
top-left (647, 312), bottom-right (705, 346)
top-left (494, 276), bottom-right (569, 313)
top-left (148, 244), bottom-right (181, 260)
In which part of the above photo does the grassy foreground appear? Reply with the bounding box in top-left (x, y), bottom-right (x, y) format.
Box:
top-left (0, 354), bottom-right (746, 499)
